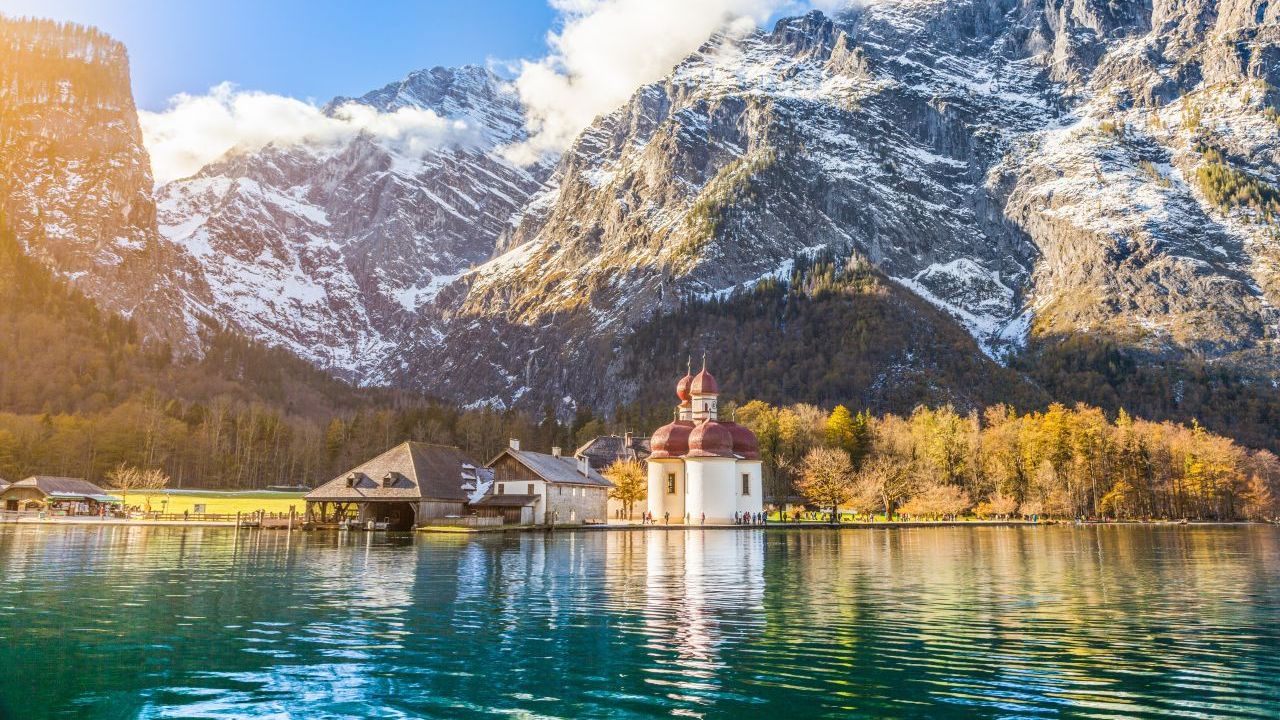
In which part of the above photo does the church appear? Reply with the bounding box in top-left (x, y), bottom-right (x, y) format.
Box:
top-left (647, 362), bottom-right (763, 523)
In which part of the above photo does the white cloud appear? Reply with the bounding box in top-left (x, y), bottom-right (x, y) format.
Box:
top-left (140, 83), bottom-right (477, 185)
top-left (503, 0), bottom-right (853, 164)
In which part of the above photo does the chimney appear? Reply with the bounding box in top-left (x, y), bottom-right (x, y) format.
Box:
top-left (509, 438), bottom-right (521, 451)
top-left (578, 456), bottom-right (590, 477)
top-left (552, 446), bottom-right (561, 458)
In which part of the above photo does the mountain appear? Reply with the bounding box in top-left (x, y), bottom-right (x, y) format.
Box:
top-left (0, 17), bottom-right (185, 339)
top-left (389, 0), bottom-right (1280, 425)
top-left (154, 66), bottom-right (548, 380)
top-left (5, 6), bottom-right (1279, 450)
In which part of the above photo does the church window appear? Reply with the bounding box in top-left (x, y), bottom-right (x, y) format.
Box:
top-left (528, 483), bottom-right (534, 495)
top-left (742, 473), bottom-right (750, 495)
top-left (498, 484), bottom-right (505, 495)
top-left (666, 474), bottom-right (676, 494)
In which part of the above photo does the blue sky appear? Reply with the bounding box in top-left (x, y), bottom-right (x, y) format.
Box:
top-left (1, 0), bottom-right (560, 110)
top-left (7, 0), bottom-right (835, 182)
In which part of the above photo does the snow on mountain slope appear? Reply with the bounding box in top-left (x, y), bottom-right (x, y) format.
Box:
top-left (390, 0), bottom-right (1280, 412)
top-left (0, 18), bottom-right (188, 340)
top-left (156, 66), bottom-right (547, 379)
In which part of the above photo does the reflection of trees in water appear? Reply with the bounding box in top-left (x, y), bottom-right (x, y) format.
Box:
top-left (748, 527), bottom-right (1280, 716)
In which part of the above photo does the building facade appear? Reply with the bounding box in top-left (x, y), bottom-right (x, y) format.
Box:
top-left (305, 442), bottom-right (479, 530)
top-left (484, 440), bottom-right (612, 524)
top-left (647, 364), bottom-right (763, 523)
top-left (0, 477), bottom-right (116, 514)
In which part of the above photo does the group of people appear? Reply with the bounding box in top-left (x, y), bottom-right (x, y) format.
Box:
top-left (636, 510), bottom-right (768, 525)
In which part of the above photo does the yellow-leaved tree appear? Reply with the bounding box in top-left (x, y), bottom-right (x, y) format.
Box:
top-left (604, 459), bottom-right (646, 520)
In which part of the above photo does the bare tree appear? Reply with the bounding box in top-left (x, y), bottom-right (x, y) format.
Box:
top-left (797, 447), bottom-right (858, 524)
top-left (856, 454), bottom-right (916, 520)
top-left (106, 463), bottom-right (170, 511)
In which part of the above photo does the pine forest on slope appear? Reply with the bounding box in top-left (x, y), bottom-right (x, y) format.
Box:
top-left (0, 5), bottom-right (1279, 492)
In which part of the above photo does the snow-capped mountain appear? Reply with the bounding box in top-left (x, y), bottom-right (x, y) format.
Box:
top-left (388, 0), bottom-right (1280, 412)
top-left (155, 66), bottom-right (548, 378)
top-left (7, 3), bottom-right (1279, 420)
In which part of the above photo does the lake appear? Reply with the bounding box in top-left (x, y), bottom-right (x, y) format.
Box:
top-left (0, 525), bottom-right (1277, 719)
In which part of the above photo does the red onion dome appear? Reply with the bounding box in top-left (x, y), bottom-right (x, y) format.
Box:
top-left (650, 420), bottom-right (694, 459)
top-left (686, 420), bottom-right (735, 457)
top-left (690, 368), bottom-right (719, 395)
top-left (722, 421), bottom-right (760, 460)
top-left (676, 373), bottom-right (693, 402)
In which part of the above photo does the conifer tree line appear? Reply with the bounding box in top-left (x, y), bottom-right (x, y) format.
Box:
top-left (0, 397), bottom-right (597, 491)
top-left (1, 195), bottom-right (1277, 518)
top-left (735, 401), bottom-right (1279, 522)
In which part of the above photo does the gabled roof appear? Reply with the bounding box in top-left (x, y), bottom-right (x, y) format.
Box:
top-left (574, 435), bottom-right (651, 469)
top-left (3, 476), bottom-right (107, 498)
top-left (488, 448), bottom-right (613, 487)
top-left (306, 442), bottom-right (479, 502)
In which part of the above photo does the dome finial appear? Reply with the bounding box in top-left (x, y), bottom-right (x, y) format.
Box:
top-left (701, 351), bottom-right (707, 372)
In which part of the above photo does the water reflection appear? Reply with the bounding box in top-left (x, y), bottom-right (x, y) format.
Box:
top-left (0, 525), bottom-right (1277, 719)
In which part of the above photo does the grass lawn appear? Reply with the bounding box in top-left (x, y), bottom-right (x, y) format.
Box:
top-left (127, 490), bottom-right (307, 516)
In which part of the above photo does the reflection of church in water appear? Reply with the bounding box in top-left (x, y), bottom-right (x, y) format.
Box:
top-left (647, 362), bottom-right (763, 524)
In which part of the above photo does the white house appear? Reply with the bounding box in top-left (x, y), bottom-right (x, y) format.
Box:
top-left (646, 362), bottom-right (763, 524)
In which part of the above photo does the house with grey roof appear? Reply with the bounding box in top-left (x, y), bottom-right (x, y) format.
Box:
top-left (1, 476), bottom-right (117, 514)
top-left (305, 442), bottom-right (480, 530)
top-left (483, 439), bottom-right (613, 525)
top-left (574, 433), bottom-right (650, 471)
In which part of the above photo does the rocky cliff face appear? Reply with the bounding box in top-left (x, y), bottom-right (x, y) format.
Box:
top-left (391, 0), bottom-right (1279, 413)
top-left (0, 18), bottom-right (183, 338)
top-left (155, 66), bottom-right (548, 379)
top-left (8, 5), bottom-right (1277, 420)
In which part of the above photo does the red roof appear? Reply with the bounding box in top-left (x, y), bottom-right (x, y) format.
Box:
top-left (690, 368), bottom-right (719, 395)
top-left (723, 421), bottom-right (760, 460)
top-left (687, 420), bottom-right (734, 457)
top-left (676, 373), bottom-right (693, 401)
top-left (650, 420), bottom-right (694, 459)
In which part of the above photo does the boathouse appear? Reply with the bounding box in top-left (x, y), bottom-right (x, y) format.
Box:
top-left (0, 477), bottom-right (116, 514)
top-left (482, 439), bottom-right (612, 524)
top-left (304, 442), bottom-right (479, 530)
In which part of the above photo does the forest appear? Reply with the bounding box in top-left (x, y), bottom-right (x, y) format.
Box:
top-left (0, 217), bottom-right (595, 487)
top-left (1, 216), bottom-right (1278, 521)
top-left (734, 401), bottom-right (1278, 522)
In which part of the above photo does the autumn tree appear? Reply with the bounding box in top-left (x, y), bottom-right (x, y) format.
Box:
top-left (824, 404), bottom-right (870, 467)
top-left (900, 482), bottom-right (971, 520)
top-left (973, 491), bottom-right (1018, 519)
top-left (604, 459), bottom-right (647, 520)
top-left (797, 447), bottom-right (858, 524)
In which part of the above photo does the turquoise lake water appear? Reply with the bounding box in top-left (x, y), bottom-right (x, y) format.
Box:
top-left (0, 525), bottom-right (1277, 719)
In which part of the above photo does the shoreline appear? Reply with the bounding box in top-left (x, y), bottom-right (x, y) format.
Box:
top-left (4, 517), bottom-right (1269, 532)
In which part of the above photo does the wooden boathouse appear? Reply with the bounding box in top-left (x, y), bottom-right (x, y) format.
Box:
top-left (305, 442), bottom-right (479, 530)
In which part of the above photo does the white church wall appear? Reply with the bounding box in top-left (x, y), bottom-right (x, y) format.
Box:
top-left (735, 460), bottom-right (764, 516)
top-left (687, 457), bottom-right (736, 523)
top-left (647, 459), bottom-right (685, 521)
